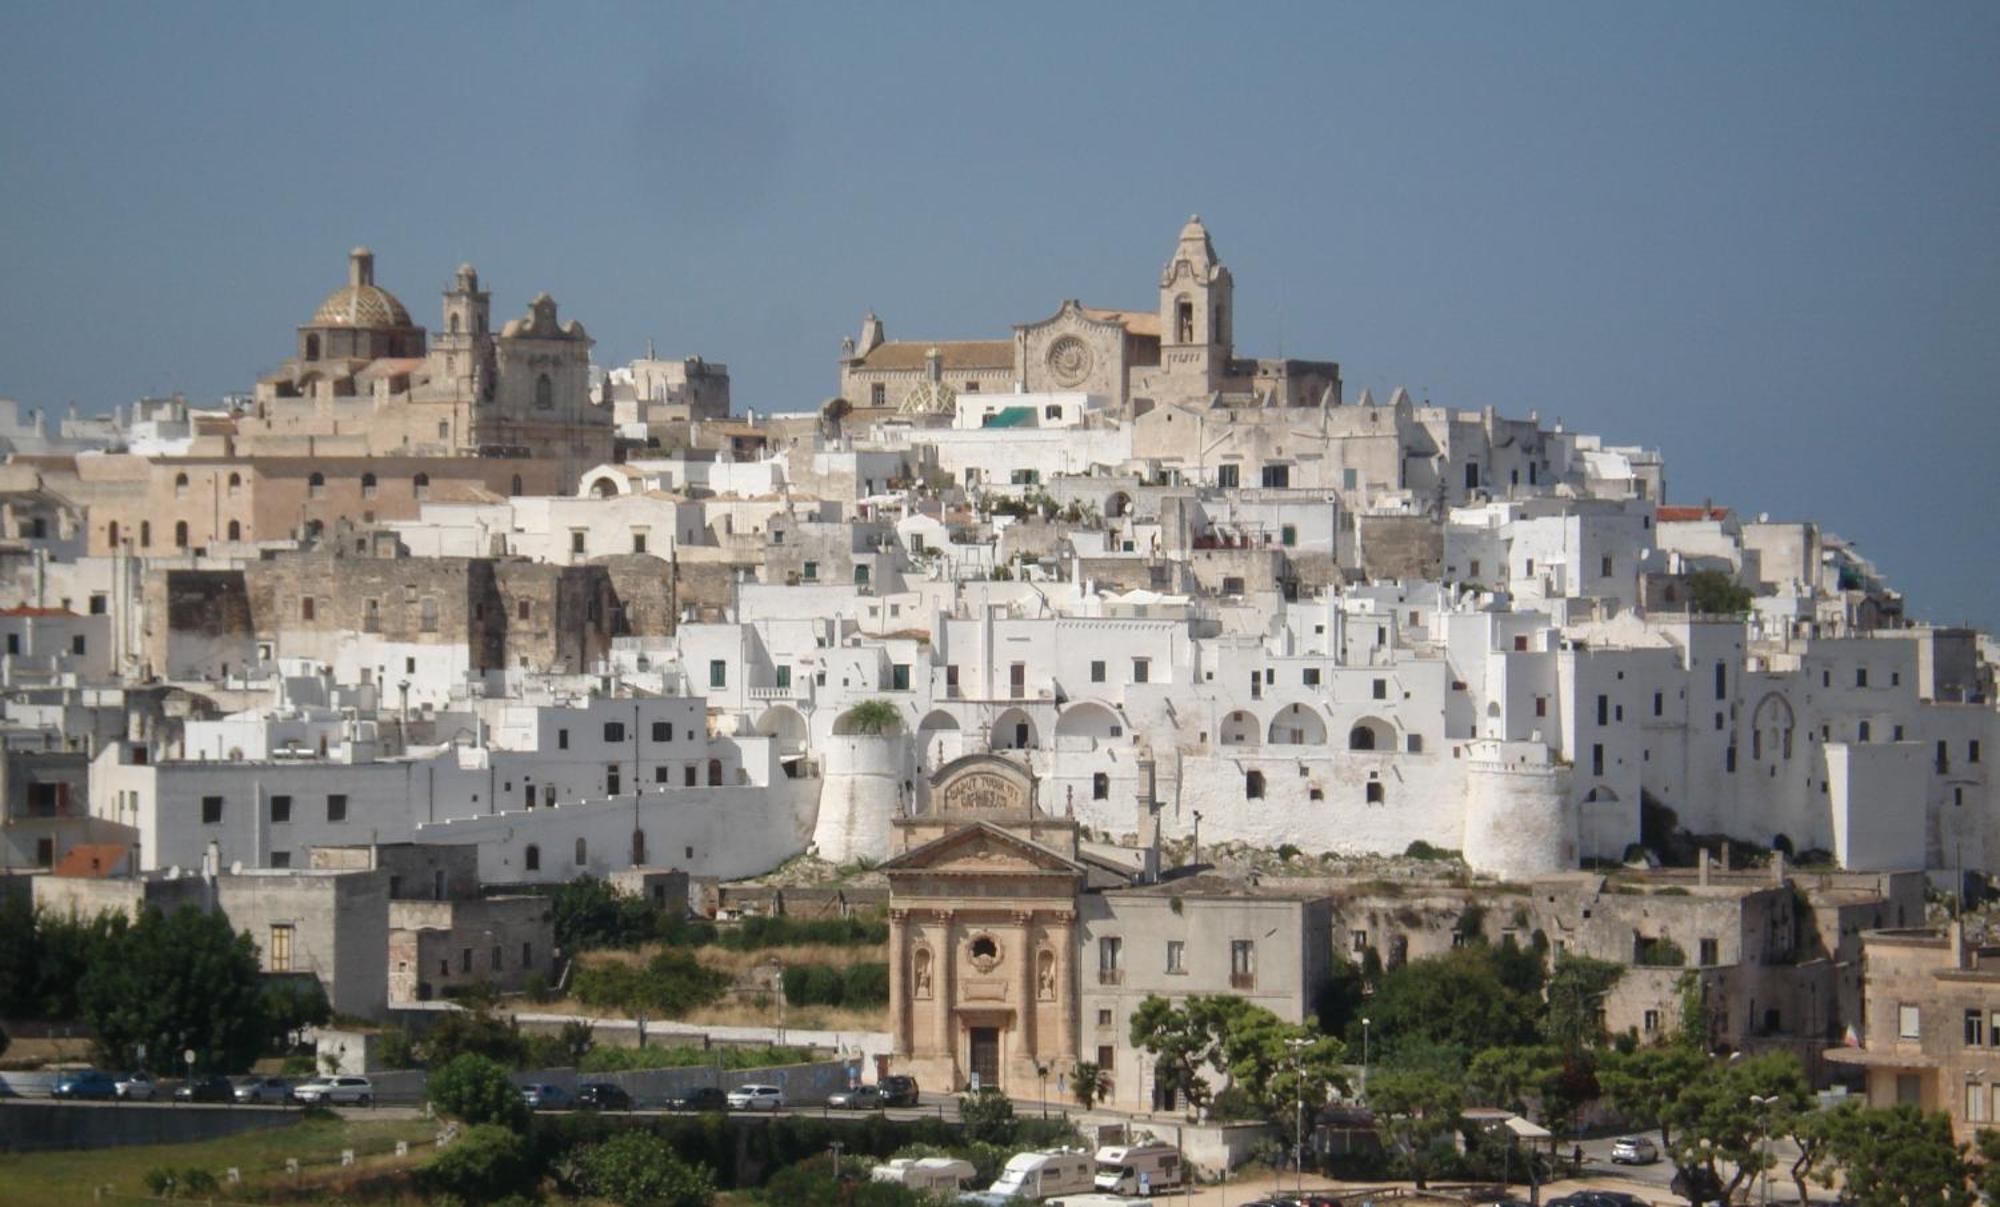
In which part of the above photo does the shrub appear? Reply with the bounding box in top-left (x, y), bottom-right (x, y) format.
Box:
top-left (422, 1123), bottom-right (536, 1202)
top-left (427, 1053), bottom-right (530, 1131)
top-left (841, 963), bottom-right (890, 1008)
top-left (760, 1160), bottom-right (922, 1205)
top-left (143, 1167), bottom-right (219, 1198)
top-left (960, 1089), bottom-right (1017, 1145)
top-left (578, 1130), bottom-right (717, 1206)
top-left (572, 949), bottom-right (731, 1018)
top-left (423, 1007), bottom-right (526, 1067)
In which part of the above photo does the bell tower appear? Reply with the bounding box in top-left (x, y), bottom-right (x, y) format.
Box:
top-left (436, 263), bottom-right (494, 401)
top-left (1157, 215), bottom-right (1234, 388)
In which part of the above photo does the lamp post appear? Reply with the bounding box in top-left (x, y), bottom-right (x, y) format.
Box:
top-left (1037, 1062), bottom-right (1050, 1120)
top-left (1360, 1017), bottom-right (1372, 1103)
top-left (829, 1139), bottom-right (844, 1183)
top-left (1748, 1094), bottom-right (1781, 1206)
top-left (1286, 1036), bottom-right (1310, 1199)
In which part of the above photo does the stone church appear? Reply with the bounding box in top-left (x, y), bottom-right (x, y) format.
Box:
top-left (837, 217), bottom-right (1342, 420)
top-left (881, 754), bottom-right (1131, 1096)
top-left (247, 249), bottom-right (613, 478)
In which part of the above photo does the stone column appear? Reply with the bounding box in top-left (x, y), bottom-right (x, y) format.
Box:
top-left (935, 909), bottom-right (955, 1075)
top-left (1056, 911), bottom-right (1078, 1063)
top-left (1015, 911), bottom-right (1037, 1063)
top-left (888, 908), bottom-right (908, 1056)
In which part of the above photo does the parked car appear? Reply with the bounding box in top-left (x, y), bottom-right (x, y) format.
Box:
top-left (176, 1075), bottom-right (235, 1103)
top-left (519, 1083), bottom-right (573, 1110)
top-left (233, 1076), bottom-right (293, 1105)
top-left (878, 1074), bottom-right (920, 1107)
top-left (1550, 1195), bottom-right (1648, 1207)
top-left (665, 1085), bottom-right (728, 1112)
top-left (113, 1072), bottom-right (158, 1101)
top-left (52, 1069), bottom-right (119, 1100)
top-left (1610, 1134), bottom-right (1660, 1165)
top-left (574, 1082), bottom-right (632, 1111)
top-left (292, 1075), bottom-right (373, 1106)
top-left (827, 1084), bottom-right (885, 1110)
top-left (726, 1083), bottom-right (784, 1111)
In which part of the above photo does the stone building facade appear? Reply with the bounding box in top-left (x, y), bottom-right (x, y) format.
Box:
top-left (882, 755), bottom-right (1089, 1095)
top-left (838, 218), bottom-right (1339, 418)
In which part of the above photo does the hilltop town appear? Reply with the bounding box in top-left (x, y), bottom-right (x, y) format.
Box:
top-left (2, 218), bottom-right (1996, 1198)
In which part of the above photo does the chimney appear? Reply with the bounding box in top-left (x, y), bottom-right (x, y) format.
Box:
top-left (1718, 843), bottom-right (1731, 872)
top-left (1698, 847), bottom-right (1711, 888)
top-left (1773, 849), bottom-right (1787, 886)
top-left (1952, 919), bottom-right (1969, 971)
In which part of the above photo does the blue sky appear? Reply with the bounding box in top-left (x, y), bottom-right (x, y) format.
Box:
top-left (2, 3), bottom-right (1996, 629)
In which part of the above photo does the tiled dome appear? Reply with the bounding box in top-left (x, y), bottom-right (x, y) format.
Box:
top-left (309, 247), bottom-right (414, 329)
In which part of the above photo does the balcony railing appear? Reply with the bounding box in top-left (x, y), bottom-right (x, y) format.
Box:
top-left (1098, 968), bottom-right (1123, 986)
top-left (1230, 972), bottom-right (1256, 991)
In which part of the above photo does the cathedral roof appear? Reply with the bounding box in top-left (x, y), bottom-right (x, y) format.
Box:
top-left (857, 340), bottom-right (1013, 372)
top-left (308, 247), bottom-right (415, 330)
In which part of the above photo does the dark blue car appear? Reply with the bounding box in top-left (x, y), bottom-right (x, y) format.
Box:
top-left (53, 1069), bottom-right (120, 1100)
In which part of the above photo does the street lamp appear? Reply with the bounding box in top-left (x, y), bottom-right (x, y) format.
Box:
top-left (1286, 1036), bottom-right (1310, 1199)
top-left (1748, 1094), bottom-right (1781, 1206)
top-left (1037, 1062), bottom-right (1050, 1120)
top-left (1360, 1018), bottom-right (1372, 1103)
top-left (829, 1139), bottom-right (845, 1183)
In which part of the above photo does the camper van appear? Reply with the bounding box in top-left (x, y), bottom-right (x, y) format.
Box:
top-left (870, 1157), bottom-right (976, 1193)
top-left (964, 1149), bottom-right (1095, 1202)
top-left (1092, 1143), bottom-right (1184, 1195)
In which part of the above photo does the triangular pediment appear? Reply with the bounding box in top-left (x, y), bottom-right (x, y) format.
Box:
top-left (883, 821), bottom-right (1083, 876)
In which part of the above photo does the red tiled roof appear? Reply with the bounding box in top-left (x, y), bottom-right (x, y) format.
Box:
top-left (0, 606), bottom-right (76, 617)
top-left (1657, 505), bottom-right (1731, 523)
top-left (54, 844), bottom-right (128, 879)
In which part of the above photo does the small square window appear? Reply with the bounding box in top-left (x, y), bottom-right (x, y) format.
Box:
top-left (200, 795), bottom-right (223, 824)
top-left (327, 794), bottom-right (348, 823)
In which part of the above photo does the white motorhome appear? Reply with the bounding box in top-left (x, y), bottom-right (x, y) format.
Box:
top-left (968, 1149), bottom-right (1095, 1201)
top-left (870, 1156), bottom-right (976, 1192)
top-left (1092, 1143), bottom-right (1183, 1195)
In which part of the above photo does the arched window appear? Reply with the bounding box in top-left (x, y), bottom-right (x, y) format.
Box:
top-left (304, 334), bottom-right (320, 360)
top-left (1092, 772), bottom-right (1109, 800)
top-left (524, 844), bottom-right (540, 872)
top-left (631, 829), bottom-right (646, 865)
top-left (510, 474), bottom-right (523, 497)
top-left (1176, 297), bottom-right (1194, 343)
top-left (174, 521), bottom-right (189, 549)
top-left (174, 473), bottom-right (189, 499)
top-left (227, 520), bottom-right (241, 541)
top-left (227, 472), bottom-right (241, 497)
top-left (573, 837), bottom-right (587, 866)
top-left (107, 520), bottom-right (120, 547)
top-left (707, 759), bottom-right (723, 786)
top-left (534, 375), bottom-right (554, 409)
top-left (413, 473), bottom-right (430, 499)
top-left (308, 472), bottom-right (325, 499)
top-left (361, 472), bottom-right (377, 499)
top-left (449, 314), bottom-right (461, 335)
top-left (139, 521), bottom-right (151, 548)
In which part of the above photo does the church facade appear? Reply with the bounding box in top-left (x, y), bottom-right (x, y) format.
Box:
top-left (837, 218), bottom-right (1341, 420)
top-left (248, 249), bottom-right (613, 478)
top-left (881, 755), bottom-right (1093, 1095)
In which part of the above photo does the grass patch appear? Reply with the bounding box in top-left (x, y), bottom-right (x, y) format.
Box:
top-left (0, 1114), bottom-right (436, 1207)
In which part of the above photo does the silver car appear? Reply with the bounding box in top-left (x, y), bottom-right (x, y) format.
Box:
top-left (292, 1075), bottom-right (373, 1106)
top-left (233, 1076), bottom-right (293, 1104)
top-left (726, 1083), bottom-right (783, 1111)
top-left (114, 1072), bottom-right (158, 1101)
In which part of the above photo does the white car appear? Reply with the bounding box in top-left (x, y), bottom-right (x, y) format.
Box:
top-left (1610, 1134), bottom-right (1660, 1165)
top-left (292, 1075), bottom-right (373, 1106)
top-left (114, 1072), bottom-right (158, 1101)
top-left (726, 1083), bottom-right (783, 1111)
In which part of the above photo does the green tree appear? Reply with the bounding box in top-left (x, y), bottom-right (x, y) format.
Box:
top-left (1662, 1050), bottom-right (1810, 1201)
top-left (1972, 1125), bottom-right (2000, 1204)
top-left (1542, 955), bottom-right (1625, 1054)
top-left (261, 976), bottom-right (330, 1055)
top-left (427, 1053), bottom-right (531, 1131)
top-left (1597, 1044), bottom-right (1709, 1149)
top-left (1826, 1103), bottom-right (1971, 1206)
top-left (552, 876), bottom-right (663, 951)
top-left (578, 1130), bottom-right (717, 1206)
top-left (1349, 947), bottom-right (1539, 1065)
top-left (1368, 1068), bottom-right (1463, 1188)
top-left (960, 1088), bottom-right (1018, 1145)
top-left (78, 905), bottom-right (263, 1072)
top-left (1129, 994), bottom-right (1224, 1114)
top-left (1213, 1005), bottom-right (1348, 1145)
top-left (420, 1123), bottom-right (537, 1202)
top-left (560, 1019), bottom-right (596, 1065)
top-left (842, 699), bottom-right (901, 735)
top-left (1071, 1061), bottom-right (1109, 1110)
top-left (423, 1005), bottom-right (527, 1067)
top-left (1686, 570), bottom-right (1754, 616)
